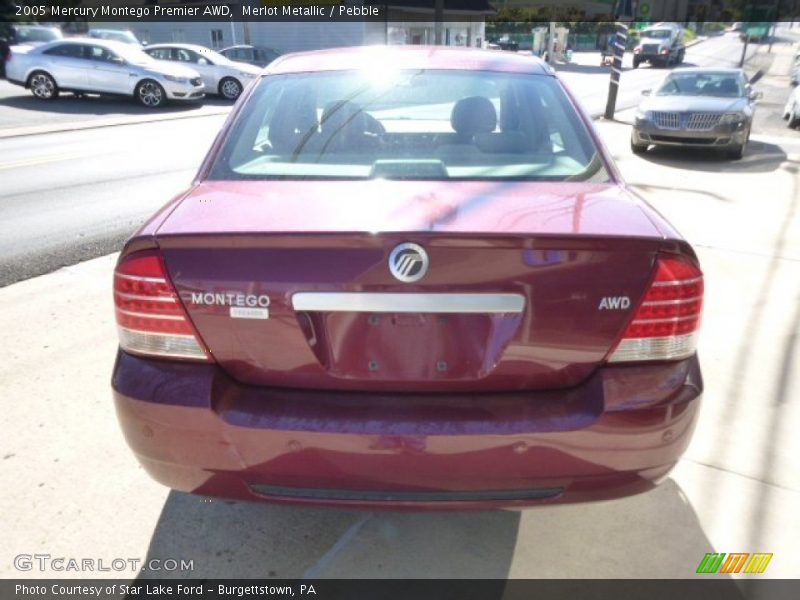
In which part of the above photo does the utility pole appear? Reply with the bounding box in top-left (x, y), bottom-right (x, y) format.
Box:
top-left (241, 0), bottom-right (251, 45)
top-left (547, 21), bottom-right (555, 65)
top-left (739, 33), bottom-right (749, 67)
top-left (434, 0), bottom-right (444, 44)
top-left (604, 0), bottom-right (632, 120)
top-left (603, 22), bottom-right (628, 120)
top-left (769, 0), bottom-right (782, 53)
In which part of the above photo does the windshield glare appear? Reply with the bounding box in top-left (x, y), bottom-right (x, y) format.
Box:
top-left (656, 73), bottom-right (744, 98)
top-left (210, 70), bottom-right (607, 182)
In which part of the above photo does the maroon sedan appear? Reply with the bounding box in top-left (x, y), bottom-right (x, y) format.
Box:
top-left (112, 47), bottom-right (703, 508)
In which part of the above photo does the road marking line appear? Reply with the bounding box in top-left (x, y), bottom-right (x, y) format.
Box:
top-left (0, 154), bottom-right (90, 171)
top-left (302, 513), bottom-right (372, 579)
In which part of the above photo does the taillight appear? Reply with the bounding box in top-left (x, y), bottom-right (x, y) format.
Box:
top-left (660, 48), bottom-right (669, 55)
top-left (608, 255), bottom-right (703, 363)
top-left (113, 251), bottom-right (211, 361)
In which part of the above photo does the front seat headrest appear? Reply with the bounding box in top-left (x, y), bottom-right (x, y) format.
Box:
top-left (451, 96), bottom-right (497, 138)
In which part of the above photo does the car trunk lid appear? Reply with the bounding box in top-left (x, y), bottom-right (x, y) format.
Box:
top-left (154, 180), bottom-right (670, 392)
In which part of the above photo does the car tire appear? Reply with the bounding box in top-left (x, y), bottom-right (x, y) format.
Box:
top-left (219, 77), bottom-right (242, 101)
top-left (678, 49), bottom-right (685, 63)
top-left (789, 106), bottom-right (800, 129)
top-left (28, 71), bottom-right (59, 100)
top-left (631, 136), bottom-right (648, 155)
top-left (633, 58), bottom-right (640, 68)
top-left (135, 79), bottom-right (166, 108)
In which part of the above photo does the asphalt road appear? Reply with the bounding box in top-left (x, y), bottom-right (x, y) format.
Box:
top-left (0, 79), bottom-right (230, 133)
top-left (0, 43), bottom-right (797, 580)
top-left (0, 31), bottom-right (785, 287)
top-left (0, 115), bottom-right (226, 286)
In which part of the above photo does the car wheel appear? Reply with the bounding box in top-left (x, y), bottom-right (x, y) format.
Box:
top-left (219, 77), bottom-right (242, 101)
top-left (28, 71), bottom-right (59, 100)
top-left (631, 135), bottom-right (648, 154)
top-left (633, 58), bottom-right (640, 68)
top-left (136, 79), bottom-right (166, 108)
top-left (678, 50), bottom-right (685, 63)
top-left (789, 106), bottom-right (800, 128)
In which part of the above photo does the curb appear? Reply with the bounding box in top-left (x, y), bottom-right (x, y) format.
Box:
top-left (0, 106), bottom-right (230, 139)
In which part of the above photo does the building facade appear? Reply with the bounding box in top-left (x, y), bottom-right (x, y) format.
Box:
top-left (114, 1), bottom-right (490, 53)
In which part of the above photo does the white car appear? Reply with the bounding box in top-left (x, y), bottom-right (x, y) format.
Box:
top-left (144, 43), bottom-right (261, 100)
top-left (792, 64), bottom-right (800, 87)
top-left (783, 86), bottom-right (800, 128)
top-left (5, 38), bottom-right (204, 108)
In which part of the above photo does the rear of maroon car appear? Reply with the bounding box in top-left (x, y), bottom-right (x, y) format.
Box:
top-left (111, 47), bottom-right (703, 508)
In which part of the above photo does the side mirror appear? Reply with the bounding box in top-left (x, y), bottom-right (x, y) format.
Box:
top-left (110, 56), bottom-right (125, 65)
top-left (749, 90), bottom-right (763, 101)
top-left (141, 41), bottom-right (148, 47)
top-left (641, 89), bottom-right (651, 96)
top-left (197, 58), bottom-right (209, 66)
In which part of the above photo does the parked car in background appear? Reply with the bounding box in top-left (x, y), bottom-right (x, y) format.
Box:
top-left (491, 36), bottom-right (519, 51)
top-left (633, 23), bottom-right (685, 68)
top-left (3, 24), bottom-right (63, 74)
top-left (112, 46), bottom-right (704, 509)
top-left (9, 25), bottom-right (63, 46)
top-left (144, 43), bottom-right (261, 100)
top-left (220, 44), bottom-right (280, 68)
top-left (5, 38), bottom-right (204, 107)
top-left (88, 29), bottom-right (143, 46)
top-left (631, 68), bottom-right (759, 159)
top-left (783, 86), bottom-right (800, 128)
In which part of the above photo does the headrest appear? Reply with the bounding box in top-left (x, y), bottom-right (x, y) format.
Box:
top-left (451, 96), bottom-right (497, 137)
top-left (320, 101), bottom-right (365, 133)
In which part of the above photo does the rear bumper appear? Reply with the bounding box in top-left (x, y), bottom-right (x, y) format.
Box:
top-left (112, 351), bottom-right (702, 509)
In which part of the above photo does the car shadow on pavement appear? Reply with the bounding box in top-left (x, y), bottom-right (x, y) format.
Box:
top-left (0, 92), bottom-right (231, 116)
top-left (638, 141), bottom-right (789, 174)
top-left (137, 478), bottom-right (734, 580)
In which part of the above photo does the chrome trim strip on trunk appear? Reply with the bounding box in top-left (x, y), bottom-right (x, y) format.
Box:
top-left (292, 292), bottom-right (526, 314)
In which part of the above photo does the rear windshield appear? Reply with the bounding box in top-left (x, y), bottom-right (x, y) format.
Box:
top-left (208, 69), bottom-right (608, 181)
